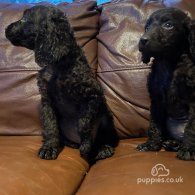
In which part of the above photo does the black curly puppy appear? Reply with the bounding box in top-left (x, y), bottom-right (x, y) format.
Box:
top-left (137, 7), bottom-right (195, 160)
top-left (5, 5), bottom-right (118, 163)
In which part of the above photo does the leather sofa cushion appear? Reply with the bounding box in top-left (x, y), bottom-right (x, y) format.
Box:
top-left (0, 0), bottom-right (99, 135)
top-left (97, 0), bottom-right (195, 139)
top-left (77, 137), bottom-right (195, 195)
top-left (0, 136), bottom-right (88, 195)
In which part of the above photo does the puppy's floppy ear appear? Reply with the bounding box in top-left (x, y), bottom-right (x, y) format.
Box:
top-left (189, 20), bottom-right (195, 61)
top-left (35, 9), bottom-right (75, 65)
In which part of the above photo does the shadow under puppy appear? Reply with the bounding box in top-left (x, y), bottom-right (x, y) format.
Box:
top-left (137, 7), bottom-right (195, 160)
top-left (5, 5), bottom-right (118, 163)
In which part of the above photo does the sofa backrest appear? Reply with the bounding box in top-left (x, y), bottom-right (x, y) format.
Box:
top-left (0, 0), bottom-right (195, 138)
top-left (0, 0), bottom-right (99, 135)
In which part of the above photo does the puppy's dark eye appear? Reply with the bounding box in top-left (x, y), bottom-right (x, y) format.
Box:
top-left (162, 22), bottom-right (174, 30)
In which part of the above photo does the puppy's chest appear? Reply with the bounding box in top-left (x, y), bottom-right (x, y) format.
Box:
top-left (149, 65), bottom-right (173, 98)
top-left (149, 64), bottom-right (189, 118)
top-left (39, 67), bottom-right (78, 115)
top-left (49, 76), bottom-right (79, 114)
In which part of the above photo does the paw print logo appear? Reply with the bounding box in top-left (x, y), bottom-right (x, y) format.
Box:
top-left (151, 164), bottom-right (170, 177)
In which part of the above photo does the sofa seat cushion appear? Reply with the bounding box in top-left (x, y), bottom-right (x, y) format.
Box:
top-left (0, 136), bottom-right (89, 195)
top-left (77, 138), bottom-right (194, 195)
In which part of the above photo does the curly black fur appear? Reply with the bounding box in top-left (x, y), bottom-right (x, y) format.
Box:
top-left (136, 8), bottom-right (195, 160)
top-left (5, 5), bottom-right (118, 163)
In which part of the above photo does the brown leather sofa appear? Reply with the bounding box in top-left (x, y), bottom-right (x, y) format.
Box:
top-left (0, 0), bottom-right (194, 194)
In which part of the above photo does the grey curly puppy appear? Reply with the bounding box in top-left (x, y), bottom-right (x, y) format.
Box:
top-left (5, 5), bottom-right (118, 163)
top-left (137, 8), bottom-right (195, 160)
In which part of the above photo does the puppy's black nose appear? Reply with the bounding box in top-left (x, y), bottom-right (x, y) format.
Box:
top-left (140, 36), bottom-right (148, 46)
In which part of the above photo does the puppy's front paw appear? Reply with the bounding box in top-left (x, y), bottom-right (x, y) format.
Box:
top-left (38, 147), bottom-right (59, 160)
top-left (79, 140), bottom-right (92, 158)
top-left (136, 141), bottom-right (162, 151)
top-left (177, 146), bottom-right (195, 160)
top-left (162, 140), bottom-right (181, 151)
top-left (95, 145), bottom-right (114, 160)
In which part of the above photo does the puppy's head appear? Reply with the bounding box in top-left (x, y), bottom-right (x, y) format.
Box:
top-left (5, 5), bottom-right (66, 50)
top-left (139, 8), bottom-right (191, 63)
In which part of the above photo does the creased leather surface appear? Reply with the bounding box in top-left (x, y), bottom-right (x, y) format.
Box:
top-left (0, 136), bottom-right (89, 195)
top-left (0, 1), bottom-right (195, 195)
top-left (77, 137), bottom-right (195, 195)
top-left (97, 0), bottom-right (195, 138)
top-left (0, 1), bottom-right (99, 135)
